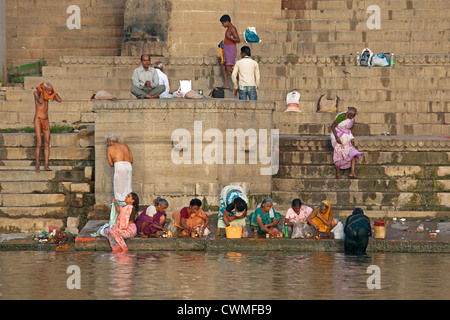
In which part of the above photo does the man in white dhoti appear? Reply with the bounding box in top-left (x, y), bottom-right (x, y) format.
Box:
top-left (106, 133), bottom-right (133, 204)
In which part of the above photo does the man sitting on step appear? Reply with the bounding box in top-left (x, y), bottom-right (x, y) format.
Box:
top-left (130, 54), bottom-right (166, 99)
top-left (33, 82), bottom-right (62, 172)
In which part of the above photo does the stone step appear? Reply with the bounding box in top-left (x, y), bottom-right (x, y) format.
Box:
top-left (274, 111), bottom-right (448, 125)
top-left (271, 190), bottom-right (449, 211)
top-left (0, 181), bottom-right (53, 193)
top-left (279, 135), bottom-right (450, 151)
top-left (23, 74), bottom-right (450, 91)
top-left (8, 37), bottom-right (123, 51)
top-left (42, 63), bottom-right (450, 79)
top-left (56, 54), bottom-right (450, 68)
top-left (42, 66), bottom-right (134, 78)
top-left (282, 9), bottom-right (450, 20)
top-left (0, 147), bottom-right (93, 161)
top-left (246, 40), bottom-right (450, 56)
top-left (0, 217), bottom-right (66, 233)
top-left (6, 49), bottom-right (122, 67)
top-left (259, 88), bottom-right (450, 103)
top-left (276, 122), bottom-right (449, 136)
top-left (281, 0), bottom-right (450, 10)
top-left (279, 150), bottom-right (450, 166)
top-left (5, 88), bottom-right (132, 101)
top-left (9, 0), bottom-right (125, 9)
top-left (9, 81), bottom-right (450, 102)
top-left (0, 193), bottom-right (66, 207)
top-left (0, 111), bottom-right (94, 128)
top-left (287, 18), bottom-right (450, 32)
top-left (289, 30), bottom-right (450, 43)
top-left (276, 164), bottom-right (450, 180)
top-left (0, 100), bottom-right (94, 113)
top-left (0, 206), bottom-right (67, 218)
top-left (273, 177), bottom-right (450, 193)
top-left (0, 166), bottom-right (87, 181)
top-left (0, 132), bottom-right (94, 148)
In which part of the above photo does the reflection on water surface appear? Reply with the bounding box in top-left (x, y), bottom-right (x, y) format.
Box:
top-left (0, 251), bottom-right (448, 300)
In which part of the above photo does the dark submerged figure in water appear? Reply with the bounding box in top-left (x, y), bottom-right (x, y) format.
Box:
top-left (344, 208), bottom-right (372, 255)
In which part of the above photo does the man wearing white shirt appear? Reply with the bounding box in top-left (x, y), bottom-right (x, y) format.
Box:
top-left (231, 46), bottom-right (260, 100)
top-left (130, 54), bottom-right (165, 99)
top-left (154, 61), bottom-right (173, 99)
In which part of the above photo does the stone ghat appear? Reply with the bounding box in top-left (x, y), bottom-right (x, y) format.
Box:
top-left (69, 220), bottom-right (449, 253)
top-left (71, 237), bottom-right (449, 253)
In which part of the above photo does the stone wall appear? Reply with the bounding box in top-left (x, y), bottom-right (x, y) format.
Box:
top-left (121, 0), bottom-right (282, 57)
top-left (93, 99), bottom-right (277, 213)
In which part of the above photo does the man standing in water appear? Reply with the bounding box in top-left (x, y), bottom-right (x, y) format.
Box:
top-left (33, 82), bottom-right (62, 172)
top-left (106, 133), bottom-right (133, 204)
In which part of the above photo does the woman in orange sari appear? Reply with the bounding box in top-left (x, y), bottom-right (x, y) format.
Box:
top-left (306, 200), bottom-right (338, 238)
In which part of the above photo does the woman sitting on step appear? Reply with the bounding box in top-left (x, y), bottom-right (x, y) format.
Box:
top-left (172, 198), bottom-right (210, 237)
top-left (249, 197), bottom-right (282, 237)
top-left (306, 200), bottom-right (338, 239)
top-left (331, 107), bottom-right (364, 179)
top-left (135, 197), bottom-right (169, 237)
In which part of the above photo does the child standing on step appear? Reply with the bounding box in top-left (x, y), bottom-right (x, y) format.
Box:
top-left (220, 14), bottom-right (240, 89)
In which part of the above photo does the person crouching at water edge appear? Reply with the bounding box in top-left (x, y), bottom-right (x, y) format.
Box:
top-left (172, 198), bottom-right (210, 237)
top-left (344, 208), bottom-right (372, 255)
top-left (306, 200), bottom-right (339, 239)
top-left (105, 193), bottom-right (139, 252)
top-left (249, 197), bottom-right (282, 237)
top-left (135, 197), bottom-right (169, 238)
top-left (217, 185), bottom-right (249, 237)
top-left (331, 107), bottom-right (364, 179)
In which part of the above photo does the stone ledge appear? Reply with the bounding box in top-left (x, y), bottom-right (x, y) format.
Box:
top-left (69, 237), bottom-right (449, 253)
top-left (280, 135), bottom-right (450, 151)
top-left (59, 54), bottom-right (450, 67)
top-left (92, 99), bottom-right (277, 111)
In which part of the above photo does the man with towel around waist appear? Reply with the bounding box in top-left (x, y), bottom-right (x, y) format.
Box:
top-left (106, 133), bottom-right (133, 205)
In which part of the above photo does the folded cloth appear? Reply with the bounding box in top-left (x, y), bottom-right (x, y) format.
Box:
top-left (113, 161), bottom-right (132, 203)
top-left (37, 83), bottom-right (56, 101)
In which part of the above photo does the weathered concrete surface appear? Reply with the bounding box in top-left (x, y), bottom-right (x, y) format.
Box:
top-left (93, 99), bottom-right (277, 212)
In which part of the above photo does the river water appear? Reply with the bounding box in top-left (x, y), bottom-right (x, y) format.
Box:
top-left (0, 251), bottom-right (448, 300)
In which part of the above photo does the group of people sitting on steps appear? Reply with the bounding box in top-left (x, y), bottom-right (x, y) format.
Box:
top-left (103, 185), bottom-right (371, 255)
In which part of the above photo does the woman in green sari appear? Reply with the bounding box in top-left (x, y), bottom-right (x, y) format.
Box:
top-left (249, 197), bottom-right (281, 236)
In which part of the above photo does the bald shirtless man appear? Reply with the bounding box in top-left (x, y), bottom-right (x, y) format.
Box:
top-left (106, 133), bottom-right (133, 204)
top-left (34, 82), bottom-right (62, 172)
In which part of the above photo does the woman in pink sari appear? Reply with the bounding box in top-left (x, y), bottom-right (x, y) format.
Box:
top-left (105, 192), bottom-right (139, 252)
top-left (331, 107), bottom-right (364, 179)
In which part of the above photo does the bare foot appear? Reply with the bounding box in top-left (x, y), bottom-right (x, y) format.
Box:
top-left (35, 166), bottom-right (40, 172)
top-left (44, 166), bottom-right (52, 171)
top-left (335, 175), bottom-right (342, 179)
top-left (349, 173), bottom-right (359, 179)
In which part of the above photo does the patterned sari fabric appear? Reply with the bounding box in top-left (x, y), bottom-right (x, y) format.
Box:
top-left (330, 112), bottom-right (364, 169)
top-left (217, 185), bottom-right (248, 228)
top-left (105, 204), bottom-right (137, 251)
top-left (249, 207), bottom-right (282, 235)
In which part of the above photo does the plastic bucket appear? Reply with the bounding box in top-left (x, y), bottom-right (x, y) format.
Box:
top-left (225, 222), bottom-right (243, 239)
top-left (374, 226), bottom-right (386, 239)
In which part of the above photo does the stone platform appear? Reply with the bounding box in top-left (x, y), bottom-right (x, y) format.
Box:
top-left (1, 218), bottom-right (448, 253)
